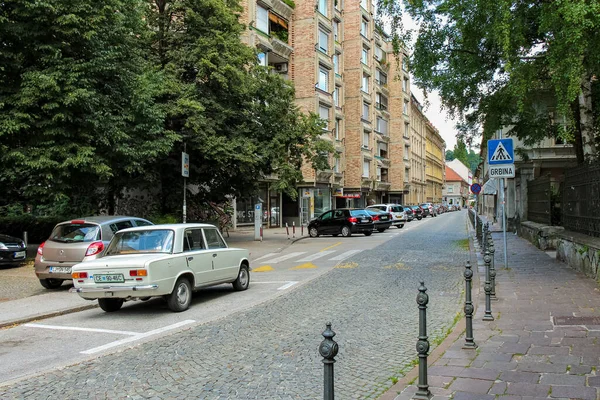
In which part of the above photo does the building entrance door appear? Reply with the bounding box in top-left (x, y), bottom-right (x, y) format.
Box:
top-left (269, 195), bottom-right (280, 227)
top-left (300, 197), bottom-right (310, 226)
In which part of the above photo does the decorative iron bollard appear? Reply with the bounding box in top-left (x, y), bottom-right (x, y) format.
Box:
top-left (462, 261), bottom-right (477, 349)
top-left (488, 236), bottom-right (497, 301)
top-left (481, 222), bottom-right (489, 254)
top-left (413, 282), bottom-right (432, 400)
top-left (483, 249), bottom-right (495, 321)
top-left (319, 323), bottom-right (339, 400)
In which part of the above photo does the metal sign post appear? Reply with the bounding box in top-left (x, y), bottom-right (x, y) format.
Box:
top-left (488, 137), bottom-right (513, 269)
top-left (182, 150), bottom-right (190, 223)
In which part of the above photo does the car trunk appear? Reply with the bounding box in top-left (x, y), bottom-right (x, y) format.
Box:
top-left (43, 241), bottom-right (90, 263)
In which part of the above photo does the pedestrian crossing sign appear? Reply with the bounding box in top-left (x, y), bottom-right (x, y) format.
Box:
top-left (487, 139), bottom-right (514, 165)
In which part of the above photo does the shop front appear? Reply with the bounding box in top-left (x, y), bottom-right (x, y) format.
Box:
top-left (299, 187), bottom-right (332, 225)
top-left (334, 189), bottom-right (366, 209)
top-left (234, 184), bottom-right (282, 228)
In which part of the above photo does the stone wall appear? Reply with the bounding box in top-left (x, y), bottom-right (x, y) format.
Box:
top-left (556, 232), bottom-right (600, 283)
top-left (518, 221), bottom-right (564, 251)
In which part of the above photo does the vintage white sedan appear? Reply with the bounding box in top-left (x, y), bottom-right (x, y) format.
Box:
top-left (69, 224), bottom-right (250, 312)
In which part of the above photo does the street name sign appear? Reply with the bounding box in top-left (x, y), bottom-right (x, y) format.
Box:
top-left (489, 164), bottom-right (515, 178)
top-left (488, 139), bottom-right (514, 165)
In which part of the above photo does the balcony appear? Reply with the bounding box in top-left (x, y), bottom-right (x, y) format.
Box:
top-left (271, 37), bottom-right (293, 59)
top-left (375, 181), bottom-right (391, 191)
top-left (259, 0), bottom-right (294, 21)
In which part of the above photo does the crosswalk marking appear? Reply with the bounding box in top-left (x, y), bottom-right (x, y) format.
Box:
top-left (254, 252), bottom-right (278, 262)
top-left (330, 250), bottom-right (361, 261)
top-left (260, 252), bottom-right (306, 264)
top-left (297, 251), bottom-right (336, 262)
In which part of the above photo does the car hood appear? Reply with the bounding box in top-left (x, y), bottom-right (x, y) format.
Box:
top-left (73, 253), bottom-right (170, 270)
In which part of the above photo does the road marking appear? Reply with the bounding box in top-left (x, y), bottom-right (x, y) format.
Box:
top-left (320, 242), bottom-right (342, 252)
top-left (260, 252), bottom-right (306, 264)
top-left (330, 250), bottom-right (361, 261)
top-left (290, 262), bottom-right (317, 270)
top-left (277, 281), bottom-right (298, 290)
top-left (81, 320), bottom-right (195, 355)
top-left (25, 323), bottom-right (139, 336)
top-left (297, 251), bottom-right (336, 262)
top-left (253, 265), bottom-right (274, 272)
top-left (253, 253), bottom-right (278, 262)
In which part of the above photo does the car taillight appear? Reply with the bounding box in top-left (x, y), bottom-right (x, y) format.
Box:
top-left (85, 241), bottom-right (104, 257)
top-left (372, 215), bottom-right (380, 221)
top-left (348, 217), bottom-right (358, 223)
top-left (129, 269), bottom-right (148, 277)
top-left (72, 272), bottom-right (88, 279)
top-left (37, 241), bottom-right (45, 256)
top-left (389, 213), bottom-right (393, 219)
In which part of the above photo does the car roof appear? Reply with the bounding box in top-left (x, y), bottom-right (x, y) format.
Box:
top-left (116, 223), bottom-right (218, 233)
top-left (57, 216), bottom-right (151, 225)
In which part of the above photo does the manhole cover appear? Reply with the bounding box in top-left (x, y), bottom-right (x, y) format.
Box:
top-left (553, 316), bottom-right (600, 326)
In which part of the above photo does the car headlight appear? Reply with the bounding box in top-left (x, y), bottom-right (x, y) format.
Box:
top-left (0, 243), bottom-right (7, 250)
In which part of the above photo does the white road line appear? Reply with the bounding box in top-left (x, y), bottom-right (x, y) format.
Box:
top-left (253, 252), bottom-right (278, 262)
top-left (277, 281), bottom-right (298, 290)
top-left (330, 250), bottom-right (361, 261)
top-left (25, 323), bottom-right (139, 336)
top-left (252, 281), bottom-right (295, 284)
top-left (260, 252), bottom-right (306, 264)
top-left (81, 320), bottom-right (195, 355)
top-left (297, 251), bottom-right (336, 262)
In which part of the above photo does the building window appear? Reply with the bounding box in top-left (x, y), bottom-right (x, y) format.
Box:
top-left (335, 0), bottom-right (342, 11)
top-left (256, 5), bottom-right (269, 34)
top-left (376, 93), bottom-right (387, 111)
top-left (378, 142), bottom-right (388, 158)
top-left (376, 167), bottom-right (381, 181)
top-left (333, 20), bottom-right (339, 41)
top-left (257, 52), bottom-right (267, 67)
top-left (334, 155), bottom-right (341, 172)
top-left (376, 117), bottom-right (388, 135)
top-left (448, 186), bottom-right (454, 193)
top-left (333, 53), bottom-right (339, 74)
top-left (404, 146), bottom-right (410, 160)
top-left (376, 69), bottom-right (387, 85)
top-left (318, 67), bottom-right (329, 91)
top-left (403, 100), bottom-right (409, 115)
top-left (375, 46), bottom-right (384, 61)
top-left (362, 102), bottom-right (369, 120)
top-left (361, 47), bottom-right (368, 64)
top-left (404, 122), bottom-right (410, 138)
top-left (318, 0), bottom-right (328, 17)
top-left (403, 77), bottom-right (408, 92)
top-left (335, 118), bottom-right (340, 140)
top-left (402, 56), bottom-right (408, 71)
top-left (319, 29), bottom-right (329, 54)
top-left (362, 73), bottom-right (369, 93)
top-left (333, 86), bottom-right (340, 106)
top-left (319, 104), bottom-right (330, 130)
top-left (363, 130), bottom-right (370, 148)
top-left (363, 159), bottom-right (370, 177)
top-left (361, 19), bottom-right (368, 37)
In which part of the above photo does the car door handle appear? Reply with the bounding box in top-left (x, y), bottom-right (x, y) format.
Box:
top-left (212, 253), bottom-right (217, 258)
top-left (187, 257), bottom-right (194, 261)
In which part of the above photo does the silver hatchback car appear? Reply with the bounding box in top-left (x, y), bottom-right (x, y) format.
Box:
top-left (367, 204), bottom-right (406, 228)
top-left (34, 216), bottom-right (153, 289)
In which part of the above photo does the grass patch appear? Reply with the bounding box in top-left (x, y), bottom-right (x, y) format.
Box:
top-left (456, 239), bottom-right (470, 250)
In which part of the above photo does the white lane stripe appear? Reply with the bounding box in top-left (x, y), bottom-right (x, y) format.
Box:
top-left (260, 252), bottom-right (306, 264)
top-left (25, 323), bottom-right (139, 336)
top-left (81, 320), bottom-right (195, 355)
top-left (330, 250), bottom-right (361, 261)
top-left (297, 251), bottom-right (336, 262)
top-left (253, 252), bottom-right (278, 262)
top-left (277, 281), bottom-right (298, 290)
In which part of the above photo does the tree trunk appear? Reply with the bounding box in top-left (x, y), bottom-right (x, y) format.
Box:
top-left (578, 74), bottom-right (595, 161)
top-left (107, 184), bottom-right (116, 215)
top-left (571, 100), bottom-right (585, 164)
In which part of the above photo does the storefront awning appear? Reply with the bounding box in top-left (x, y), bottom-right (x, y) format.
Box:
top-left (483, 178), bottom-right (498, 195)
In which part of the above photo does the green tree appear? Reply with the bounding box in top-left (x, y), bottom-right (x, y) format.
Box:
top-left (394, 0), bottom-right (600, 163)
top-left (150, 0), bottom-right (333, 212)
top-left (0, 0), bottom-right (172, 214)
top-left (453, 140), bottom-right (469, 167)
top-left (466, 149), bottom-right (481, 174)
top-left (445, 150), bottom-right (454, 161)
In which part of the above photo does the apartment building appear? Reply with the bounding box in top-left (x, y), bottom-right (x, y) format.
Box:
top-left (425, 122), bottom-right (445, 203)
top-left (406, 94), bottom-right (427, 204)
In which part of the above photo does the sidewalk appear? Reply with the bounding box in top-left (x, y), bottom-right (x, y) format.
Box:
top-left (0, 226), bottom-right (305, 328)
top-left (382, 224), bottom-right (600, 399)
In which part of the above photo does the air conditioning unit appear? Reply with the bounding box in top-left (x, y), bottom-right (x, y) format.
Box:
top-left (275, 63), bottom-right (288, 73)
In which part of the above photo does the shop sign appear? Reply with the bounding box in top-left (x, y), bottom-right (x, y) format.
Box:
top-left (302, 189), bottom-right (311, 198)
top-left (340, 193), bottom-right (361, 199)
top-left (334, 188), bottom-right (344, 197)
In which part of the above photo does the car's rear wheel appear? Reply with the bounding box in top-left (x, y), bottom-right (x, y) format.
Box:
top-left (364, 231), bottom-right (372, 236)
top-left (340, 226), bottom-right (351, 237)
top-left (398, 224), bottom-right (404, 229)
top-left (377, 228), bottom-right (386, 233)
top-left (233, 265), bottom-right (250, 291)
top-left (309, 227), bottom-right (319, 238)
top-left (39, 278), bottom-right (63, 289)
top-left (98, 298), bottom-right (124, 312)
top-left (167, 277), bottom-right (192, 312)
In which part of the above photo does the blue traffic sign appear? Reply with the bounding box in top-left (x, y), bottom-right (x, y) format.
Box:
top-left (487, 139), bottom-right (514, 165)
top-left (470, 183), bottom-right (482, 195)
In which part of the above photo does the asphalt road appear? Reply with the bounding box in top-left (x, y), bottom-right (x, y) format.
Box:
top-left (0, 210), bottom-right (469, 399)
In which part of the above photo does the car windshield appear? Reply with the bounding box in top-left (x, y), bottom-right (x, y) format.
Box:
top-left (50, 223), bottom-right (100, 243)
top-left (106, 229), bottom-right (174, 255)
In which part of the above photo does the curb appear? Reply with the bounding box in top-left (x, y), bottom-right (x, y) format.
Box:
top-left (0, 303), bottom-right (99, 329)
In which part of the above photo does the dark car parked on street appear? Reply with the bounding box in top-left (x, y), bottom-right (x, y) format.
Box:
top-left (0, 234), bottom-right (27, 267)
top-left (404, 206), bottom-right (414, 222)
top-left (410, 205), bottom-right (423, 220)
top-left (364, 209), bottom-right (392, 232)
top-left (308, 209), bottom-right (374, 237)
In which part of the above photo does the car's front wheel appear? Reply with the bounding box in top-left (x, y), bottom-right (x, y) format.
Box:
top-left (398, 224), bottom-right (404, 229)
top-left (39, 278), bottom-right (63, 289)
top-left (377, 228), bottom-right (386, 233)
top-left (340, 226), bottom-right (351, 237)
top-left (233, 265), bottom-right (250, 291)
top-left (364, 231), bottom-right (372, 236)
top-left (309, 227), bottom-right (319, 238)
top-left (98, 298), bottom-right (124, 312)
top-left (167, 277), bottom-right (192, 312)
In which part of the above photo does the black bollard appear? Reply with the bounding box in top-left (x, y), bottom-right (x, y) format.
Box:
top-left (483, 249), bottom-right (494, 321)
top-left (413, 282), bottom-right (432, 400)
top-left (488, 236), bottom-right (497, 301)
top-left (481, 222), bottom-right (489, 255)
top-left (462, 261), bottom-right (477, 349)
top-left (319, 323), bottom-right (339, 400)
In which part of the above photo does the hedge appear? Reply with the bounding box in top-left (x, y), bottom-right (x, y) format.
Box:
top-left (0, 216), bottom-right (66, 244)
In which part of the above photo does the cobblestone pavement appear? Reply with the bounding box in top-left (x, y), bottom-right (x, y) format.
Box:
top-left (0, 261), bottom-right (51, 302)
top-left (0, 211), bottom-right (469, 399)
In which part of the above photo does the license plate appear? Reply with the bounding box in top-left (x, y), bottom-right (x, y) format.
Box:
top-left (361, 219), bottom-right (369, 223)
top-left (380, 216), bottom-right (388, 220)
top-left (49, 266), bottom-right (71, 273)
top-left (94, 274), bottom-right (125, 283)
top-left (13, 251), bottom-right (26, 259)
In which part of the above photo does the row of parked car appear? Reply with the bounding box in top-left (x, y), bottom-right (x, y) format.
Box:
top-left (306, 202), bottom-right (460, 238)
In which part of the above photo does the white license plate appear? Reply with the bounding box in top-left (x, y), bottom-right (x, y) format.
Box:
top-left (361, 219), bottom-right (369, 223)
top-left (49, 266), bottom-right (71, 273)
top-left (14, 251), bottom-right (26, 259)
top-left (94, 274), bottom-right (125, 283)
